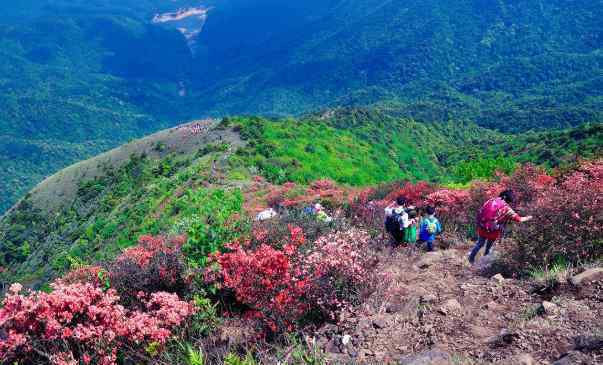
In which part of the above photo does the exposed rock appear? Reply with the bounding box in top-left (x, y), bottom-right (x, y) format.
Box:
top-left (415, 252), bottom-right (444, 269)
top-left (474, 252), bottom-right (502, 275)
top-left (341, 334), bottom-right (352, 346)
top-left (422, 294), bottom-right (438, 303)
top-left (438, 299), bottom-right (462, 315)
top-left (570, 268), bottom-right (603, 287)
top-left (372, 318), bottom-right (387, 329)
top-left (484, 300), bottom-right (505, 311)
top-left (542, 301), bottom-right (559, 314)
top-left (398, 350), bottom-right (452, 365)
top-left (498, 353), bottom-right (539, 365)
top-left (492, 273), bottom-right (505, 283)
top-left (574, 334), bottom-right (603, 352)
top-left (487, 329), bottom-right (519, 348)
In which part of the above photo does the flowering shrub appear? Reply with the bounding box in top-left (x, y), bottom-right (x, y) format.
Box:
top-left (424, 189), bottom-right (471, 232)
top-left (209, 227), bottom-right (310, 333)
top-left (303, 229), bottom-right (375, 316)
top-left (107, 235), bottom-right (189, 307)
top-left (58, 265), bottom-right (106, 287)
top-left (347, 188), bottom-right (385, 231)
top-left (384, 181), bottom-right (435, 206)
top-left (512, 160), bottom-right (603, 266)
top-left (0, 283), bottom-right (194, 365)
top-left (208, 226), bottom-right (374, 333)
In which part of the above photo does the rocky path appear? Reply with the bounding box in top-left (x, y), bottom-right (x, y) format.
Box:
top-left (318, 245), bottom-right (602, 365)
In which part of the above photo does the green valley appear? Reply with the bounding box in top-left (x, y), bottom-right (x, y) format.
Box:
top-left (1, 0), bottom-right (602, 213)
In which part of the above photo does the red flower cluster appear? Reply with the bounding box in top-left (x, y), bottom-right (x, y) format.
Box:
top-left (209, 226), bottom-right (374, 332)
top-left (210, 226), bottom-right (310, 332)
top-left (0, 283), bottom-right (195, 365)
top-left (385, 181), bottom-right (435, 206)
top-left (424, 189), bottom-right (472, 231)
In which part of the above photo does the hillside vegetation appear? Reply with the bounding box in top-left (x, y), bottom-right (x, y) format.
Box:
top-left (0, 120), bottom-right (601, 363)
top-left (1, 115), bottom-right (601, 287)
top-left (1, 0), bottom-right (601, 212)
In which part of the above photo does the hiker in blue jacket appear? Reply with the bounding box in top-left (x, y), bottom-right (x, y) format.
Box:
top-left (419, 206), bottom-right (442, 251)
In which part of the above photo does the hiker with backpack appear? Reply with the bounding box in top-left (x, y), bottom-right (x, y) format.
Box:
top-left (468, 189), bottom-right (533, 264)
top-left (419, 206), bottom-right (442, 251)
top-left (384, 196), bottom-right (410, 245)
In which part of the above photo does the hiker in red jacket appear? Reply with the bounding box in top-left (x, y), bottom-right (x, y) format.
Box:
top-left (468, 190), bottom-right (532, 264)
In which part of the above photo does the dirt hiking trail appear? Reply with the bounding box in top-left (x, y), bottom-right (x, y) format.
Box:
top-left (317, 244), bottom-right (602, 365)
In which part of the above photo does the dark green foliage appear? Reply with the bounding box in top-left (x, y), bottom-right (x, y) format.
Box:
top-left (0, 148), bottom-right (246, 287)
top-left (194, 0), bottom-right (602, 131)
top-left (1, 0), bottom-right (601, 213)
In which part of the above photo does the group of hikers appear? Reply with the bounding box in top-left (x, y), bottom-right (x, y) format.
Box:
top-left (384, 189), bottom-right (533, 263)
top-left (257, 188), bottom-right (533, 265)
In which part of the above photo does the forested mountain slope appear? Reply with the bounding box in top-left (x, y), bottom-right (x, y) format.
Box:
top-left (1, 114), bottom-right (600, 287)
top-left (195, 0), bottom-right (602, 130)
top-left (1, 0), bottom-right (601, 213)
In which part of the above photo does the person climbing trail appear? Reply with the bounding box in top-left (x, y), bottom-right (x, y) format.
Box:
top-left (384, 196), bottom-right (409, 245)
top-left (404, 208), bottom-right (419, 244)
top-left (419, 206), bottom-right (442, 251)
top-left (468, 189), bottom-right (533, 264)
top-left (314, 203), bottom-right (333, 223)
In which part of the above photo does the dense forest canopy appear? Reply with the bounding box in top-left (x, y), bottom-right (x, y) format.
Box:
top-left (0, 0), bottom-right (601, 212)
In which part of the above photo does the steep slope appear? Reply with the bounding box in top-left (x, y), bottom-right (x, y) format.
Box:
top-left (321, 246), bottom-right (602, 364)
top-left (1, 113), bottom-right (601, 287)
top-left (0, 9), bottom-right (196, 212)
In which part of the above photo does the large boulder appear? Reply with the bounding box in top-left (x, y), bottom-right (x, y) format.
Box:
top-left (438, 299), bottom-right (462, 315)
top-left (570, 268), bottom-right (603, 287)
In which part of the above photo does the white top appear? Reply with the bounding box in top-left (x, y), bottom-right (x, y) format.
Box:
top-left (384, 206), bottom-right (410, 228)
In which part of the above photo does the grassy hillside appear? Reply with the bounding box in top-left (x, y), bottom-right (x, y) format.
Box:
top-left (1, 113), bottom-right (601, 287)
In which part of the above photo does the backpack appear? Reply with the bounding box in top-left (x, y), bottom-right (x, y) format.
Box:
top-left (426, 219), bottom-right (438, 234)
top-left (385, 210), bottom-right (403, 233)
top-left (477, 198), bottom-right (506, 232)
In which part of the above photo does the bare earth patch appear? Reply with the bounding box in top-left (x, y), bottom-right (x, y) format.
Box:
top-left (316, 245), bottom-right (602, 364)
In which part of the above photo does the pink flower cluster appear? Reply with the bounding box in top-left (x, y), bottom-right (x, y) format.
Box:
top-left (0, 283), bottom-right (195, 365)
top-left (303, 229), bottom-right (374, 316)
top-left (208, 226), bottom-right (374, 332)
top-left (513, 159), bottom-right (603, 265)
top-left (119, 234), bottom-right (185, 267)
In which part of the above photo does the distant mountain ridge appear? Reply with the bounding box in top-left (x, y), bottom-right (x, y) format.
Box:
top-left (0, 0), bottom-right (601, 212)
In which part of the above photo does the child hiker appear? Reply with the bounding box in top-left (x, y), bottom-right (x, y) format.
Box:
top-left (403, 208), bottom-right (419, 244)
top-left (419, 206), bottom-right (442, 251)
